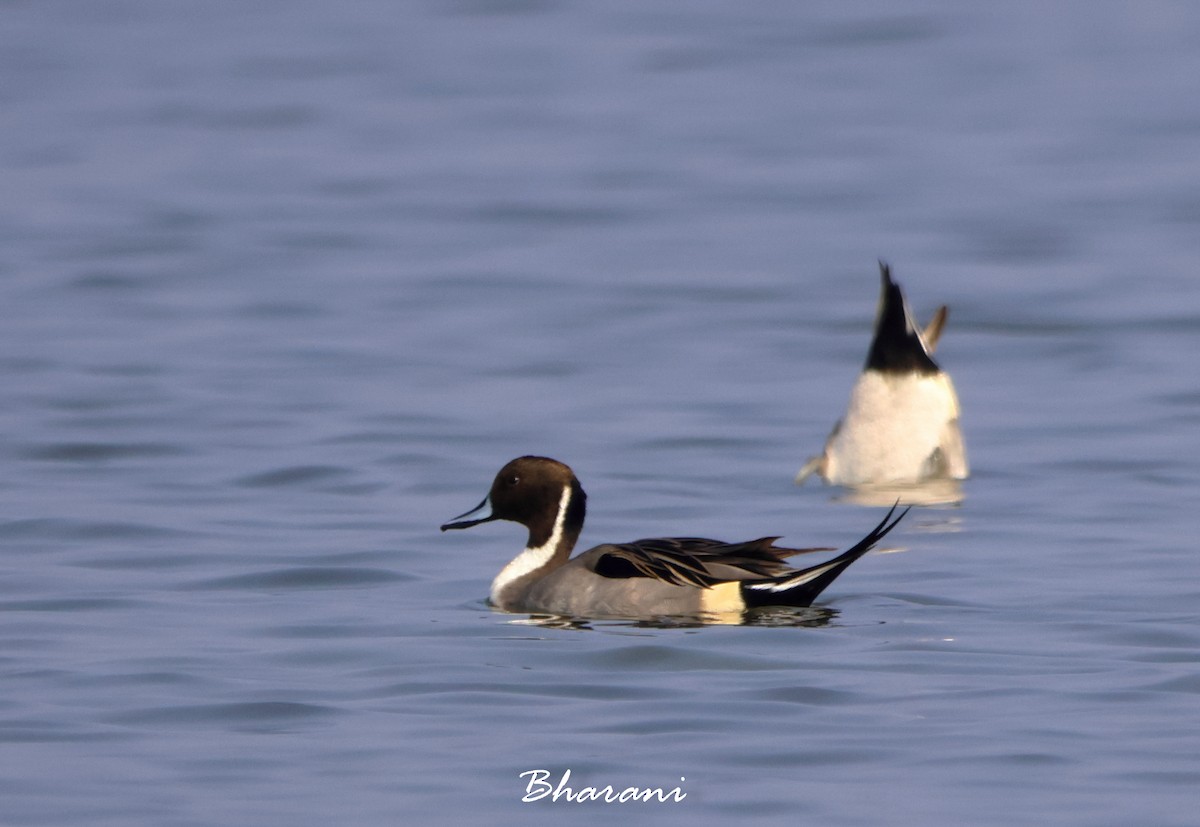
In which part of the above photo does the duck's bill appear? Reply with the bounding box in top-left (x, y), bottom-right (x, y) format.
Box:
top-left (440, 496), bottom-right (496, 531)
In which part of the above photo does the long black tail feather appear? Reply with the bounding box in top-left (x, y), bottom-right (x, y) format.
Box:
top-left (741, 503), bottom-right (908, 609)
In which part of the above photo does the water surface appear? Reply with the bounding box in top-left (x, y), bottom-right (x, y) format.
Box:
top-left (2, 2), bottom-right (1199, 825)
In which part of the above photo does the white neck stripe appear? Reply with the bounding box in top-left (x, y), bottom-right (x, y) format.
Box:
top-left (490, 485), bottom-right (573, 605)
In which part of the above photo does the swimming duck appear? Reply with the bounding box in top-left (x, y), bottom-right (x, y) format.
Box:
top-left (442, 456), bottom-right (905, 618)
top-left (797, 262), bottom-right (969, 487)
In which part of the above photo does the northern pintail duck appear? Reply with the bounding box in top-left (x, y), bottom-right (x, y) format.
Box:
top-left (797, 262), bottom-right (969, 487)
top-left (441, 456), bottom-right (906, 619)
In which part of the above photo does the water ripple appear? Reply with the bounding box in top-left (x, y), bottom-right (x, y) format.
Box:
top-left (582, 644), bottom-right (795, 672)
top-left (21, 442), bottom-right (185, 462)
top-left (106, 701), bottom-right (336, 730)
top-left (186, 566), bottom-right (408, 591)
top-left (234, 465), bottom-right (352, 488)
top-left (0, 518), bottom-right (190, 541)
top-left (0, 721), bottom-right (129, 744)
top-left (0, 598), bottom-right (145, 613)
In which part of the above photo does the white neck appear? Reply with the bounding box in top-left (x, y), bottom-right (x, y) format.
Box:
top-left (490, 485), bottom-right (573, 606)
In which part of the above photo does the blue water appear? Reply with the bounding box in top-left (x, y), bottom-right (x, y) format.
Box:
top-left (3, 2), bottom-right (1200, 825)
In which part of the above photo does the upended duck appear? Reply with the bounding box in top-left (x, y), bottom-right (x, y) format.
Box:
top-left (442, 456), bottom-right (905, 619)
top-left (798, 262), bottom-right (969, 487)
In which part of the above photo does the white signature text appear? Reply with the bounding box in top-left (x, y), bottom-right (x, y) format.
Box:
top-left (519, 769), bottom-right (687, 804)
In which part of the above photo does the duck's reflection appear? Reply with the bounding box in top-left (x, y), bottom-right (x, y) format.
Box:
top-left (832, 477), bottom-right (965, 508)
top-left (504, 604), bottom-right (839, 631)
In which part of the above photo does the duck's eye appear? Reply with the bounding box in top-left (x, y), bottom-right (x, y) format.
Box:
top-left (505, 475), bottom-right (520, 487)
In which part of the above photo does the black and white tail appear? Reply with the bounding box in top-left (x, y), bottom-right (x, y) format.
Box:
top-left (741, 504), bottom-right (907, 608)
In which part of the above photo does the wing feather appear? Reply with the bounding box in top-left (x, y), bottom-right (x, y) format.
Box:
top-left (591, 537), bottom-right (835, 587)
